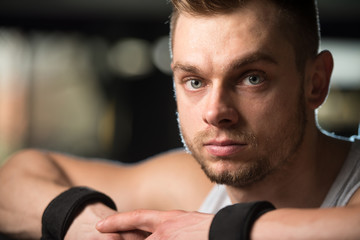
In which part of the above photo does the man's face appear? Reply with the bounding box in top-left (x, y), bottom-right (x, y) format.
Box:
top-left (171, 1), bottom-right (308, 187)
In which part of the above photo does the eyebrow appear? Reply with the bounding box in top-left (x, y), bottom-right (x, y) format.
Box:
top-left (172, 52), bottom-right (278, 74)
top-left (228, 52), bottom-right (278, 71)
top-left (172, 63), bottom-right (201, 74)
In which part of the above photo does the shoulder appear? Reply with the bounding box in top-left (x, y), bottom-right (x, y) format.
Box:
top-left (131, 149), bottom-right (214, 211)
top-left (325, 137), bottom-right (360, 207)
top-left (34, 148), bottom-right (214, 212)
top-left (345, 138), bottom-right (360, 206)
top-left (138, 149), bottom-right (203, 173)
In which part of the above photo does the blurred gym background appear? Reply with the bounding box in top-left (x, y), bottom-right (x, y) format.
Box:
top-left (0, 0), bottom-right (359, 165)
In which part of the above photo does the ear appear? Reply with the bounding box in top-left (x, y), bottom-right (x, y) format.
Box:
top-left (305, 50), bottom-right (334, 109)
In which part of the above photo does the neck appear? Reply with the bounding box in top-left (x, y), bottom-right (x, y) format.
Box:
top-left (226, 129), bottom-right (351, 208)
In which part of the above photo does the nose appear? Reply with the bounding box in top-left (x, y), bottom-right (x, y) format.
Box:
top-left (202, 85), bottom-right (239, 128)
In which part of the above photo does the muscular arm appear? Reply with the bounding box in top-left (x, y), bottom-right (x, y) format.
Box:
top-left (251, 203), bottom-right (360, 239)
top-left (0, 150), bottom-right (73, 239)
top-left (0, 149), bottom-right (212, 239)
top-left (250, 189), bottom-right (360, 239)
top-left (96, 190), bottom-right (360, 240)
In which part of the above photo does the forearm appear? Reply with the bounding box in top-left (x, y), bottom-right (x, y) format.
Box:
top-left (251, 206), bottom-right (360, 240)
top-left (0, 149), bottom-right (72, 239)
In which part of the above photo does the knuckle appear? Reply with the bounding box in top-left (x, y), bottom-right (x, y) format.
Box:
top-left (130, 209), bottom-right (146, 220)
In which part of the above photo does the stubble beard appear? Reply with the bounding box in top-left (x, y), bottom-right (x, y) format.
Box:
top-left (178, 89), bottom-right (307, 188)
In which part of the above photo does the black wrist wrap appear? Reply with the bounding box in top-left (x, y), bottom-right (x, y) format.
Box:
top-left (41, 187), bottom-right (117, 240)
top-left (209, 201), bottom-right (275, 240)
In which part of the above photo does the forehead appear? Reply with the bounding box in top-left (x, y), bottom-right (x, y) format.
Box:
top-left (171, 2), bottom-right (295, 71)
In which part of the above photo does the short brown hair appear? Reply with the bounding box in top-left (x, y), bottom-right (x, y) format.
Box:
top-left (169, 0), bottom-right (320, 72)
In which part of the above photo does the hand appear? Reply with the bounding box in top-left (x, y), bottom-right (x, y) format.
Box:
top-left (65, 202), bottom-right (149, 240)
top-left (96, 209), bottom-right (214, 240)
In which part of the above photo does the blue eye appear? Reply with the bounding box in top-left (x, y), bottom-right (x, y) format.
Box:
top-left (186, 79), bottom-right (203, 90)
top-left (244, 74), bottom-right (264, 85)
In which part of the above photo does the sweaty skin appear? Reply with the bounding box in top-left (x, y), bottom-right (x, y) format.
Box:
top-left (0, 0), bottom-right (359, 239)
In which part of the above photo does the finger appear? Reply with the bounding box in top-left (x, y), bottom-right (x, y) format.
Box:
top-left (96, 209), bottom-right (163, 233)
top-left (119, 230), bottom-right (152, 239)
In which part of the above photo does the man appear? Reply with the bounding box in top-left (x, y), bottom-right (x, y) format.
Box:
top-left (1, 0), bottom-right (360, 239)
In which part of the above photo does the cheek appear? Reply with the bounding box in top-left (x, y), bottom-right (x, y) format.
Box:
top-left (245, 90), bottom-right (299, 134)
top-left (176, 94), bottom-right (202, 136)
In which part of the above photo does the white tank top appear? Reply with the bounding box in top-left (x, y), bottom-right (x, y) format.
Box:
top-left (198, 138), bottom-right (360, 213)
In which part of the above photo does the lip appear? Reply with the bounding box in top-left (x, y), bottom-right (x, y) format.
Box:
top-left (204, 140), bottom-right (247, 157)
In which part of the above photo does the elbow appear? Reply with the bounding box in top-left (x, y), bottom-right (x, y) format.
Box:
top-left (0, 148), bottom-right (49, 177)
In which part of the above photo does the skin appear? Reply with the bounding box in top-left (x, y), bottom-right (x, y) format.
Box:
top-left (173, 3), bottom-right (308, 190)
top-left (97, 1), bottom-right (360, 239)
top-left (0, 0), bottom-right (359, 239)
top-left (171, 0), bottom-right (347, 207)
top-left (0, 150), bottom-right (212, 239)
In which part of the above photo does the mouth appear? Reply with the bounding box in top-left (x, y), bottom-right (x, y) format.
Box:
top-left (204, 140), bottom-right (247, 157)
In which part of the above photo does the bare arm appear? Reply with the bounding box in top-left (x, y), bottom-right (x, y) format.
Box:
top-left (251, 203), bottom-right (360, 239)
top-left (0, 149), bottom-right (212, 239)
top-left (0, 150), bottom-right (73, 239)
top-left (249, 188), bottom-right (360, 239)
top-left (96, 189), bottom-right (360, 239)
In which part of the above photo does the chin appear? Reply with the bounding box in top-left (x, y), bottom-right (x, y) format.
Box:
top-left (198, 155), bottom-right (273, 187)
top-left (208, 159), bottom-right (242, 173)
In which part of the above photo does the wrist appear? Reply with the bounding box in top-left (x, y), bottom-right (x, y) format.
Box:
top-left (41, 187), bottom-right (117, 240)
top-left (65, 202), bottom-right (117, 240)
top-left (209, 201), bottom-right (275, 240)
